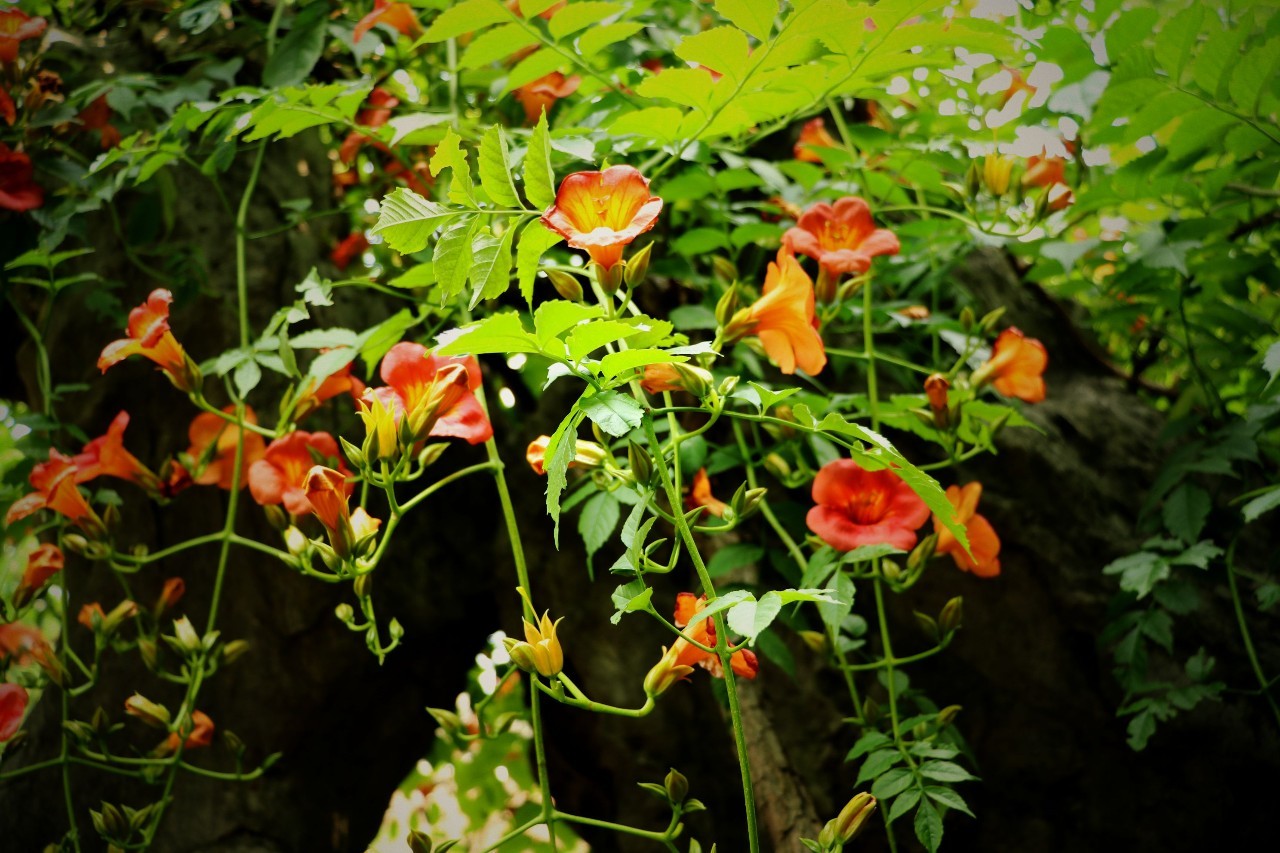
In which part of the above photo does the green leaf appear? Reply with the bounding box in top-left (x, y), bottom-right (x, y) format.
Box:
top-left (430, 128), bottom-right (477, 206)
top-left (818, 570), bottom-right (855, 632)
top-left (636, 69), bottom-right (715, 111)
top-left (1163, 483), bottom-right (1210, 543)
top-left (549, 1), bottom-right (623, 39)
top-left (516, 220), bottom-right (563, 305)
top-left (1242, 484), bottom-right (1280, 523)
top-left (504, 50), bottom-right (567, 94)
top-left (234, 358), bottom-right (261, 398)
top-left (924, 786), bottom-right (974, 817)
top-left (872, 768), bottom-right (915, 800)
top-left (610, 580), bottom-right (653, 624)
top-left (478, 126), bottom-right (522, 208)
top-left (855, 749), bottom-right (902, 785)
top-left (1153, 5), bottom-right (1204, 85)
top-left (682, 589), bottom-right (753, 630)
top-left (889, 787), bottom-right (922, 822)
top-left (421, 0), bottom-right (509, 42)
top-left (1170, 540), bottom-right (1222, 570)
top-left (726, 590), bottom-right (783, 640)
top-left (433, 218), bottom-right (478, 301)
top-left (437, 312), bottom-right (539, 356)
top-left (676, 26), bottom-right (752, 82)
top-left (1263, 341), bottom-right (1280, 383)
top-left (373, 188), bottom-right (459, 254)
top-left (460, 23), bottom-right (538, 69)
top-left (1229, 36), bottom-right (1280, 116)
top-left (610, 107), bottom-right (686, 145)
top-left (713, 0), bottom-right (777, 41)
top-left (918, 760), bottom-right (977, 783)
top-left (580, 491), bottom-right (621, 558)
top-left (597, 348), bottom-right (683, 381)
top-left (1103, 551), bottom-right (1170, 599)
top-left (263, 3), bottom-right (328, 88)
top-left (545, 407), bottom-right (587, 545)
top-left (534, 300), bottom-right (603, 346)
top-left (288, 328), bottom-right (358, 349)
top-left (580, 390), bottom-right (645, 437)
top-left (578, 21), bottom-right (644, 57)
top-left (524, 110), bottom-right (558, 209)
top-left (914, 800), bottom-right (944, 853)
top-left (468, 224), bottom-right (517, 308)
top-left (359, 309), bottom-right (418, 375)
top-left (566, 320), bottom-right (643, 361)
top-left (846, 731), bottom-right (891, 762)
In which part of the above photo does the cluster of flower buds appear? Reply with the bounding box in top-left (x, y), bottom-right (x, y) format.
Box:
top-left (304, 466), bottom-right (381, 565)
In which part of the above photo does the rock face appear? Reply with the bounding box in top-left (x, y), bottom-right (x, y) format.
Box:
top-left (4, 146), bottom-right (1278, 853)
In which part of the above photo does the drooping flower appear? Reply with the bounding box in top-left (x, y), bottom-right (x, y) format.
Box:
top-left (97, 289), bottom-right (201, 392)
top-left (249, 431), bottom-right (347, 516)
top-left (525, 435), bottom-right (606, 475)
top-left (539, 166), bottom-right (664, 272)
top-left (933, 482), bottom-right (1001, 578)
top-left (160, 710), bottom-right (215, 754)
top-left (667, 593), bottom-right (759, 680)
top-left (353, 0), bottom-right (421, 43)
top-left (515, 71), bottom-right (580, 124)
top-left (0, 142), bottom-right (43, 212)
top-left (14, 543), bottom-right (63, 607)
top-left (0, 622), bottom-right (50, 666)
top-left (686, 468), bottom-right (729, 519)
top-left (330, 231), bottom-right (369, 271)
top-left (794, 117), bottom-right (838, 162)
top-left (304, 465), bottom-right (380, 558)
top-left (5, 450), bottom-right (102, 530)
top-left (723, 250), bottom-right (826, 376)
top-left (73, 411), bottom-right (163, 495)
top-left (973, 327), bottom-right (1048, 403)
top-left (806, 459), bottom-right (929, 551)
top-left (78, 94), bottom-right (122, 149)
top-left (782, 197), bottom-right (899, 277)
top-left (181, 407), bottom-right (267, 491)
top-left (366, 342), bottom-right (492, 445)
top-left (0, 684), bottom-right (28, 742)
top-left (0, 8), bottom-right (46, 64)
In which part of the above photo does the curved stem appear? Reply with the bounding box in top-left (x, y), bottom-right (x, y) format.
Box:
top-left (1226, 538), bottom-right (1280, 731)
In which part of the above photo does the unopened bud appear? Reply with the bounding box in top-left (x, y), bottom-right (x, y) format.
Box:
top-left (936, 704), bottom-right (962, 726)
top-left (426, 707), bottom-right (463, 734)
top-left (171, 616), bottom-right (201, 654)
top-left (223, 729), bottom-right (246, 754)
top-left (762, 453), bottom-right (791, 479)
top-left (62, 534), bottom-right (90, 555)
top-left (155, 578), bottom-right (185, 615)
top-left (714, 284), bottom-right (740, 327)
top-left (353, 572), bottom-right (374, 599)
top-left (418, 442), bottom-right (449, 469)
top-left (408, 830), bottom-right (434, 853)
top-left (716, 375), bottom-right (739, 397)
top-left (711, 256), bottom-right (737, 284)
top-left (263, 504), bottom-right (289, 531)
top-left (334, 603), bottom-right (355, 623)
top-left (939, 596), bottom-right (963, 634)
top-left (137, 636), bottom-right (158, 669)
top-left (815, 266), bottom-right (839, 303)
top-left (959, 307), bottom-right (975, 331)
top-left (124, 694), bottom-right (171, 729)
top-left (546, 269), bottom-right (584, 301)
top-left (964, 159), bottom-right (982, 199)
top-left (862, 696), bottom-right (881, 724)
top-left (628, 442), bottom-right (653, 485)
top-left (644, 647), bottom-right (694, 697)
top-left (339, 436), bottom-right (366, 471)
top-left (914, 611), bottom-right (939, 640)
top-left (664, 767), bottom-right (689, 804)
top-left (979, 306), bottom-right (1007, 332)
top-left (283, 526), bottom-right (309, 556)
top-left (982, 154), bottom-right (1013, 197)
top-left (102, 503), bottom-right (121, 532)
top-left (737, 487), bottom-right (768, 519)
top-left (907, 533), bottom-right (937, 571)
top-left (797, 630), bottom-right (827, 654)
top-left (504, 637), bottom-right (539, 673)
top-left (624, 242), bottom-right (653, 287)
top-left (833, 792), bottom-right (877, 844)
top-left (924, 373), bottom-right (951, 429)
top-left (880, 559), bottom-right (902, 582)
top-left (221, 639), bottom-right (251, 665)
top-left (594, 261), bottom-right (624, 294)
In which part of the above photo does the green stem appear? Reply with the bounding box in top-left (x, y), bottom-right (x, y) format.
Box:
top-left (863, 277), bottom-right (880, 430)
top-left (644, 416), bottom-right (759, 853)
top-left (535, 677), bottom-right (655, 718)
top-left (1226, 538), bottom-right (1280, 731)
top-left (826, 347), bottom-right (934, 376)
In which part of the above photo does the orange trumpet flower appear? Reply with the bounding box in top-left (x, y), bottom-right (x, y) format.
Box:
top-left (366, 342), bottom-right (492, 445)
top-left (249, 431), bottom-right (348, 517)
top-left (73, 411), bottom-right (163, 495)
top-left (724, 250), bottom-right (826, 376)
top-left (353, 0), bottom-right (421, 43)
top-left (974, 327), bottom-right (1048, 403)
top-left (782, 197), bottom-right (900, 277)
top-left (806, 459), bottom-right (929, 552)
top-left (686, 468), bottom-right (729, 519)
top-left (668, 593), bottom-right (758, 679)
top-left (794, 117), bottom-right (839, 163)
top-left (181, 407), bottom-right (267, 490)
top-left (5, 450), bottom-right (101, 530)
top-left (934, 482), bottom-right (1001, 578)
top-left (0, 8), bottom-right (46, 64)
top-left (98, 289), bottom-right (200, 392)
top-left (515, 71), bottom-right (580, 124)
top-left (539, 165), bottom-right (663, 273)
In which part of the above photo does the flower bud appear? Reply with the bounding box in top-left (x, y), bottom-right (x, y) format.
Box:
top-left (628, 442), bottom-right (653, 486)
top-left (924, 373), bottom-right (951, 429)
top-left (936, 704), bottom-right (962, 726)
top-left (738, 487), bottom-right (768, 519)
top-left (959, 307), bottom-right (975, 331)
top-left (797, 630), bottom-right (828, 654)
top-left (137, 636), bottom-right (158, 669)
top-left (833, 792), bottom-right (877, 844)
top-left (644, 646), bottom-right (695, 697)
top-left (982, 154), bottom-right (1014, 197)
top-left (339, 436), bottom-right (367, 472)
top-left (914, 611), bottom-right (939, 640)
top-left (155, 578), bottom-right (186, 616)
top-left (171, 616), bottom-right (202, 654)
top-left (815, 266), bottom-right (839, 303)
top-left (263, 504), bottom-right (289, 531)
top-left (716, 375), bottom-right (739, 398)
top-left (707, 255), bottom-right (736, 286)
top-left (907, 533), bottom-right (937, 572)
top-left (762, 453), bottom-right (791, 479)
top-left (546, 269), bottom-right (584, 301)
top-left (624, 241), bottom-right (653, 287)
top-left (426, 707), bottom-right (463, 734)
top-left (714, 283), bottom-right (740, 327)
top-left (595, 260), bottom-right (624, 294)
top-left (353, 572), bottom-right (374, 599)
top-left (221, 639), bottom-right (251, 665)
top-left (880, 559), bottom-right (902, 582)
top-left (62, 534), bottom-right (90, 555)
top-left (664, 767), bottom-right (689, 804)
top-left (408, 830), bottom-right (433, 853)
top-left (418, 442), bottom-right (449, 469)
top-left (334, 603), bottom-right (355, 624)
top-left (124, 694), bottom-right (171, 729)
top-left (503, 637), bottom-right (539, 673)
top-left (938, 596), bottom-right (963, 634)
top-left (517, 612), bottom-right (565, 677)
top-left (358, 392), bottom-right (399, 462)
top-left (862, 696), bottom-right (881, 725)
top-left (283, 526), bottom-right (309, 556)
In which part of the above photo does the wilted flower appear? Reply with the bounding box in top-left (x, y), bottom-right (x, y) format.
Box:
top-left (366, 343), bottom-right (493, 445)
top-left (0, 684), bottom-right (28, 742)
top-left (723, 250), bottom-right (826, 376)
top-left (934, 482), bottom-right (1001, 577)
top-left (0, 142), bottom-right (43, 211)
top-left (248, 431), bottom-right (347, 516)
top-left (973, 327), bottom-right (1048, 403)
top-left (539, 166), bottom-right (663, 273)
top-left (782, 197), bottom-right (899, 277)
top-left (806, 459), bottom-right (929, 551)
top-left (793, 117), bottom-right (838, 162)
top-left (515, 71), bottom-right (580, 124)
top-left (97, 289), bottom-right (201, 392)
